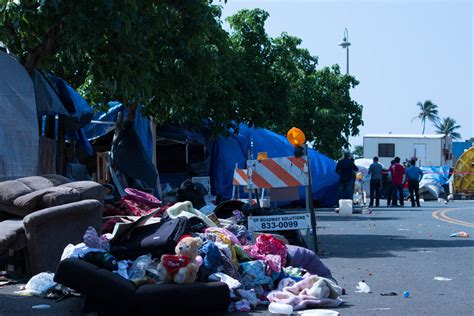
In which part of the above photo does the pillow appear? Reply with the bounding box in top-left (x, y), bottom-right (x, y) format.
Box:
top-left (0, 174), bottom-right (71, 205)
top-left (59, 181), bottom-right (105, 202)
top-left (13, 187), bottom-right (80, 216)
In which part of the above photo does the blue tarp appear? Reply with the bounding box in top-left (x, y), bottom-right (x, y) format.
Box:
top-left (208, 124), bottom-right (339, 206)
top-left (83, 102), bottom-right (153, 160)
top-left (420, 166), bottom-right (450, 185)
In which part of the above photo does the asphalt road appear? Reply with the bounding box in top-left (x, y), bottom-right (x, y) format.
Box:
top-left (314, 200), bottom-right (474, 316)
top-left (0, 201), bottom-right (473, 316)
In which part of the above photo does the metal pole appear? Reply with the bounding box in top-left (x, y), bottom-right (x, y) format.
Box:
top-left (304, 144), bottom-right (319, 253)
top-left (346, 46), bottom-right (350, 75)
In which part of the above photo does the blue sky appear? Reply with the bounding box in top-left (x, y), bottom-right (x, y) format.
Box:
top-left (220, 0), bottom-right (473, 146)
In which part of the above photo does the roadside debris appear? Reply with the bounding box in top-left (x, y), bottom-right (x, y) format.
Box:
top-left (403, 291), bottom-right (410, 298)
top-left (380, 292), bottom-right (397, 296)
top-left (449, 232), bottom-right (470, 237)
top-left (15, 272), bottom-right (56, 296)
top-left (32, 304), bottom-right (51, 310)
top-left (434, 277), bottom-right (452, 281)
top-left (355, 281), bottom-right (371, 293)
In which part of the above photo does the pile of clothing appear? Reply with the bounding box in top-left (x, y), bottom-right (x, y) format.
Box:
top-left (60, 197), bottom-right (343, 312)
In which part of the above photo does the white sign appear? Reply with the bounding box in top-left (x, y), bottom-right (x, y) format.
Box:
top-left (247, 213), bottom-right (311, 232)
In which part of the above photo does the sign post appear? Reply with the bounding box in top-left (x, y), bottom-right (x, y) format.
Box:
top-left (304, 144), bottom-right (319, 253)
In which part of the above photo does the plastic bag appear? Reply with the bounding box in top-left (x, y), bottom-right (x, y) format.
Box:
top-left (128, 254), bottom-right (152, 280)
top-left (355, 281), bottom-right (371, 293)
top-left (16, 272), bottom-right (57, 296)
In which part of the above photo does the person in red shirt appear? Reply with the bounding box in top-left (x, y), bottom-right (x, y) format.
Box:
top-left (388, 157), bottom-right (405, 207)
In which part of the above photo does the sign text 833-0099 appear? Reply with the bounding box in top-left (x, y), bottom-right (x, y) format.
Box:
top-left (247, 213), bottom-right (311, 232)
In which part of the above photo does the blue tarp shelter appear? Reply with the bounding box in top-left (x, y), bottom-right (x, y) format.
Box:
top-left (84, 112), bottom-right (339, 205)
top-left (83, 102), bottom-right (153, 160)
top-left (208, 125), bottom-right (339, 206)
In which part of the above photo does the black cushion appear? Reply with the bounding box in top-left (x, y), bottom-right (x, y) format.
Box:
top-left (54, 258), bottom-right (230, 315)
top-left (54, 258), bottom-right (136, 314)
top-left (136, 281), bottom-right (230, 315)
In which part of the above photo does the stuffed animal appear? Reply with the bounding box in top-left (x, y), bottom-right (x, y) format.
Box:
top-left (156, 236), bottom-right (202, 284)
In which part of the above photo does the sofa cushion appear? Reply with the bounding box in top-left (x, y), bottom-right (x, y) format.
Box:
top-left (13, 187), bottom-right (80, 216)
top-left (0, 174), bottom-right (71, 205)
top-left (59, 181), bottom-right (105, 202)
top-left (136, 281), bottom-right (230, 314)
top-left (55, 258), bottom-right (136, 313)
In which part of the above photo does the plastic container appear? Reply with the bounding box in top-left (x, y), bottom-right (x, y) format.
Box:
top-left (339, 199), bottom-right (353, 216)
top-left (268, 302), bottom-right (293, 314)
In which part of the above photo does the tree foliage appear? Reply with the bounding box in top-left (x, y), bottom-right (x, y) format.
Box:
top-left (1, 2), bottom-right (363, 158)
top-left (434, 117), bottom-right (461, 140)
top-left (413, 100), bottom-right (439, 134)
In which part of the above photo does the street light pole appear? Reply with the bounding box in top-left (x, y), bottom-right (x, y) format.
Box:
top-left (339, 28), bottom-right (351, 149)
top-left (339, 28), bottom-right (351, 75)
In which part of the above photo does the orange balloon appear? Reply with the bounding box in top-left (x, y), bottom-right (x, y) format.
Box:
top-left (287, 127), bottom-right (306, 147)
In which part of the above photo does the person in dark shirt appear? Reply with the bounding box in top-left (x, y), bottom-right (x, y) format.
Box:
top-left (368, 156), bottom-right (383, 207)
top-left (405, 159), bottom-right (423, 207)
top-left (336, 152), bottom-right (358, 200)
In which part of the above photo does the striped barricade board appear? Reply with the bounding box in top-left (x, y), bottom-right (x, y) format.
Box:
top-left (232, 169), bottom-right (249, 186)
top-left (246, 156), bottom-right (309, 189)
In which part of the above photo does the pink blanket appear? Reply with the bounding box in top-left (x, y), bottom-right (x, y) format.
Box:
top-left (267, 276), bottom-right (343, 310)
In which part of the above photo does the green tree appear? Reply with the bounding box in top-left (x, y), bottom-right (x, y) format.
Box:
top-left (413, 100), bottom-right (439, 134)
top-left (434, 117), bottom-right (462, 139)
top-left (1, 3), bottom-right (364, 158)
top-left (0, 0), bottom-right (242, 131)
top-left (227, 9), bottom-right (363, 158)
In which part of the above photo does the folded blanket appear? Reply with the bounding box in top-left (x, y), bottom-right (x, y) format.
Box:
top-left (267, 276), bottom-right (343, 310)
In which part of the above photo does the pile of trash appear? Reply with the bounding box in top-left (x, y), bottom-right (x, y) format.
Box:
top-left (55, 193), bottom-right (343, 313)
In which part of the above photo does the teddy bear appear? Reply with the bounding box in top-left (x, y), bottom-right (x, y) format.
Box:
top-left (156, 236), bottom-right (203, 284)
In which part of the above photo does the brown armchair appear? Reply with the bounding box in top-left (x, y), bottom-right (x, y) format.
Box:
top-left (0, 175), bottom-right (105, 275)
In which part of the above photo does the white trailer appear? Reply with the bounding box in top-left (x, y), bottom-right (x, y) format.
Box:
top-left (363, 134), bottom-right (453, 167)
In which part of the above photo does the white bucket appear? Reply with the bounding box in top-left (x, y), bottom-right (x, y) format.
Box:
top-left (339, 199), bottom-right (353, 216)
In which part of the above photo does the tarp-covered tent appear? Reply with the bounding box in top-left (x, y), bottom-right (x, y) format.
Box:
top-left (83, 102), bottom-right (157, 189)
top-left (209, 125), bottom-right (339, 206)
top-left (83, 102), bottom-right (153, 159)
top-left (0, 51), bottom-right (38, 180)
top-left (155, 125), bottom-right (209, 188)
top-left (419, 166), bottom-right (450, 200)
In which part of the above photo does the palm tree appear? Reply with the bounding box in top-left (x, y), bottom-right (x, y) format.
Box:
top-left (413, 100), bottom-right (439, 134)
top-left (434, 117), bottom-right (462, 139)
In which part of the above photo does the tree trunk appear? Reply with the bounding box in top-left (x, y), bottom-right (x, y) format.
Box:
top-left (23, 28), bottom-right (57, 74)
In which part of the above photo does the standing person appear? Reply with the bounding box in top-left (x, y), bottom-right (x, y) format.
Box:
top-left (336, 152), bottom-right (358, 200)
top-left (389, 157), bottom-right (405, 207)
top-left (405, 159), bottom-right (423, 207)
top-left (386, 160), bottom-right (395, 206)
top-left (368, 156), bottom-right (383, 207)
